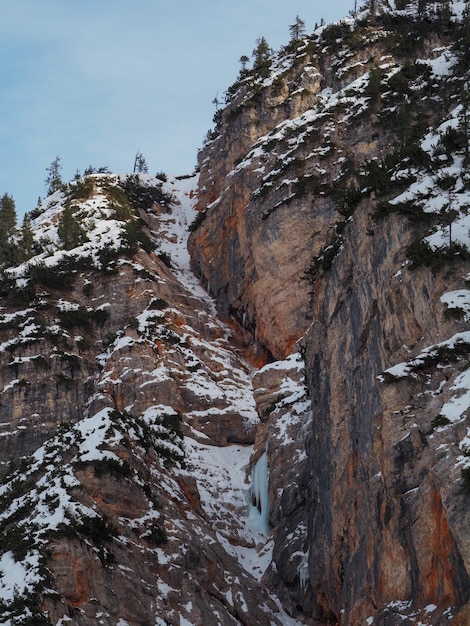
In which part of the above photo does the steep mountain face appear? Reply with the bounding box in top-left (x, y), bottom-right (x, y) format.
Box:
top-left (1, 3), bottom-right (470, 626)
top-left (0, 175), bottom-right (301, 625)
top-left (189, 2), bottom-right (470, 624)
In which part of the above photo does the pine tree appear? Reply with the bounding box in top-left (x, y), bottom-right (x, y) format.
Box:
top-left (289, 15), bottom-right (306, 42)
top-left (365, 67), bottom-right (383, 108)
top-left (464, 1), bottom-right (470, 36)
top-left (239, 55), bottom-right (249, 73)
top-left (17, 215), bottom-right (35, 263)
top-left (459, 86), bottom-right (470, 165)
top-left (45, 156), bottom-right (63, 195)
top-left (459, 1), bottom-right (470, 70)
top-left (0, 193), bottom-right (17, 267)
top-left (58, 205), bottom-right (85, 250)
top-left (363, 0), bottom-right (384, 22)
top-left (370, 0), bottom-right (378, 22)
top-left (133, 151), bottom-right (149, 174)
top-left (236, 55), bottom-right (251, 81)
top-left (417, 0), bottom-right (426, 15)
top-left (439, 207), bottom-right (459, 246)
top-left (252, 37), bottom-right (272, 78)
top-left (436, 0), bottom-right (452, 29)
top-left (0, 193), bottom-right (17, 235)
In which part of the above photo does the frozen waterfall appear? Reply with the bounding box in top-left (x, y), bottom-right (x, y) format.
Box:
top-left (247, 451), bottom-right (270, 536)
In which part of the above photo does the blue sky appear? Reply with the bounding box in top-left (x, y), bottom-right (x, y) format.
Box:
top-left (0, 1), bottom-right (354, 216)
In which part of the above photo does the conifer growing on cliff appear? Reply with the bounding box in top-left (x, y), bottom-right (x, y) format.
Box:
top-left (45, 156), bottom-right (63, 195)
top-left (18, 214), bottom-right (35, 262)
top-left (288, 15), bottom-right (306, 41)
top-left (58, 205), bottom-right (86, 250)
top-left (252, 36), bottom-right (271, 78)
top-left (0, 193), bottom-right (17, 267)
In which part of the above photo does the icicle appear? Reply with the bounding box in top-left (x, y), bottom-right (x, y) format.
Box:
top-left (298, 551), bottom-right (310, 590)
top-left (247, 451), bottom-right (270, 536)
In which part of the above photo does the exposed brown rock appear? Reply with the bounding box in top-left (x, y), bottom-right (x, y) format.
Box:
top-left (2, 12), bottom-right (470, 626)
top-left (187, 19), bottom-right (470, 625)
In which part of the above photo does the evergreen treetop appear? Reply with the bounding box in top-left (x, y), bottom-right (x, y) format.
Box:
top-left (0, 193), bottom-right (17, 267)
top-left (252, 36), bottom-right (272, 78)
top-left (45, 156), bottom-right (63, 195)
top-left (289, 15), bottom-right (306, 42)
top-left (17, 214), bottom-right (35, 263)
top-left (133, 151), bottom-right (149, 174)
top-left (0, 193), bottom-right (17, 236)
top-left (58, 205), bottom-right (86, 250)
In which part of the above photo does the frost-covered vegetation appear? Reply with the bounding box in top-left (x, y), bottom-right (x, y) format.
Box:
top-left (0, 170), bottom-right (293, 624)
top-left (1, 2), bottom-right (470, 624)
top-left (200, 0), bottom-right (470, 301)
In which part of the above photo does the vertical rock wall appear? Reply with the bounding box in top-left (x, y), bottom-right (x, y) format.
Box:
top-left (286, 209), bottom-right (470, 623)
top-left (190, 15), bottom-right (470, 624)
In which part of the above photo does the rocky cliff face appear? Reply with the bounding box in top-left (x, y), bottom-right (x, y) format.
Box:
top-left (1, 3), bottom-right (470, 626)
top-left (189, 3), bottom-right (470, 625)
top-left (0, 175), bottom-right (299, 625)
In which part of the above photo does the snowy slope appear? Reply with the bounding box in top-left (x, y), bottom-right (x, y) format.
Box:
top-left (1, 2), bottom-right (470, 624)
top-left (0, 172), bottom-right (307, 625)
